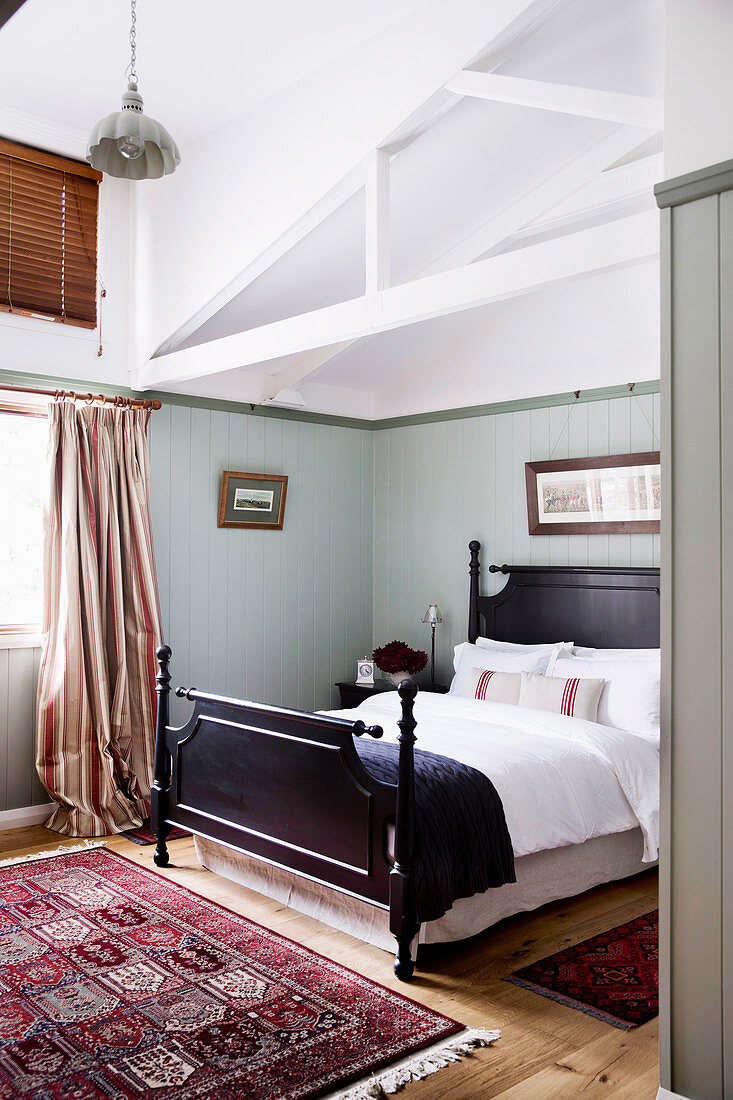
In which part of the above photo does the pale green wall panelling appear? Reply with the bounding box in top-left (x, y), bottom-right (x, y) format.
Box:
top-left (0, 647), bottom-right (45, 811)
top-left (148, 404), bottom-right (375, 723)
top-left (1, 386), bottom-right (658, 812)
top-left (372, 393), bottom-right (661, 688)
top-left (656, 166), bottom-right (733, 1099)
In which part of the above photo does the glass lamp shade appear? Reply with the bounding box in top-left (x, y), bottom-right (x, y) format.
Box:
top-left (421, 604), bottom-right (443, 625)
top-left (86, 83), bottom-right (180, 180)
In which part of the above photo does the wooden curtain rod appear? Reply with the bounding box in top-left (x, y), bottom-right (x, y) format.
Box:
top-left (0, 383), bottom-right (162, 410)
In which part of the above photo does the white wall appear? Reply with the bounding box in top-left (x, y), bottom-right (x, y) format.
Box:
top-left (374, 262), bottom-right (660, 419)
top-left (131, 0), bottom-right (541, 363)
top-left (665, 0), bottom-right (733, 177)
top-left (0, 176), bottom-right (133, 388)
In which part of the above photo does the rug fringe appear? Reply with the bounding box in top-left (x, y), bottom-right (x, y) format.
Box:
top-left (0, 840), bottom-right (107, 869)
top-left (331, 1027), bottom-right (501, 1099)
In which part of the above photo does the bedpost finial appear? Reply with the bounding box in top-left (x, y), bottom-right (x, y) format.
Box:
top-left (156, 646), bottom-right (172, 695)
top-left (469, 539), bottom-right (481, 554)
top-left (396, 678), bottom-right (418, 702)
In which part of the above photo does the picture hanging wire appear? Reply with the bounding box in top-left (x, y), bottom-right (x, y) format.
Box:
top-left (548, 390), bottom-right (581, 460)
top-left (631, 389), bottom-right (661, 447)
top-left (548, 384), bottom-right (660, 458)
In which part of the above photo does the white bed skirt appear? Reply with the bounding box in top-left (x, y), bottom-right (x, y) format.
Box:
top-left (194, 828), bottom-right (652, 953)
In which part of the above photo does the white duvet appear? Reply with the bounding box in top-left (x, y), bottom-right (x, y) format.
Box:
top-left (326, 693), bottom-right (659, 864)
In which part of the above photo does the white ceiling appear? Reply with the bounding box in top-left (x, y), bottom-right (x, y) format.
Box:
top-left (0, 0), bottom-right (664, 419)
top-left (0, 0), bottom-right (426, 147)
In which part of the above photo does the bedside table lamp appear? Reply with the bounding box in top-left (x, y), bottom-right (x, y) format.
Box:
top-left (421, 604), bottom-right (443, 684)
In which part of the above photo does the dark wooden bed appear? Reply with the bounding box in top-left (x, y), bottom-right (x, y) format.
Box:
top-left (151, 541), bottom-right (660, 981)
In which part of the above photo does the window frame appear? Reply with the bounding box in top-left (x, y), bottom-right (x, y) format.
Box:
top-left (0, 393), bottom-right (48, 646)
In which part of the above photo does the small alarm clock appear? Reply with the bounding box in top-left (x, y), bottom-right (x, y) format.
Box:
top-left (356, 657), bottom-right (375, 685)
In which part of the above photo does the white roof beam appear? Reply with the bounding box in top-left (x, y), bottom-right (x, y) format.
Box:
top-left (136, 211), bottom-right (658, 391)
top-left (417, 125), bottom-right (658, 277)
top-left (444, 71), bottom-right (663, 129)
top-left (153, 167), bottom-right (365, 358)
top-left (269, 125), bottom-right (659, 389)
top-left (365, 149), bottom-right (391, 294)
top-left (504, 194), bottom-right (654, 250)
top-left (147, 0), bottom-right (550, 360)
top-left (383, 0), bottom-right (568, 155)
top-left (517, 152), bottom-right (665, 236)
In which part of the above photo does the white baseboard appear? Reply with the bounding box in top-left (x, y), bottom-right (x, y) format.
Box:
top-left (0, 804), bottom-right (53, 830)
top-left (658, 1088), bottom-right (693, 1100)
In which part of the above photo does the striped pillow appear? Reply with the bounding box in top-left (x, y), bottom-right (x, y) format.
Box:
top-left (519, 671), bottom-right (605, 722)
top-left (463, 668), bottom-right (522, 705)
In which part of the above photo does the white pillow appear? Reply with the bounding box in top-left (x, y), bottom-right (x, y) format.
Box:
top-left (477, 637), bottom-right (574, 655)
top-left (518, 672), bottom-right (605, 723)
top-left (551, 654), bottom-right (660, 735)
top-left (449, 641), bottom-right (568, 696)
top-left (565, 646), bottom-right (660, 662)
top-left (455, 667), bottom-right (521, 704)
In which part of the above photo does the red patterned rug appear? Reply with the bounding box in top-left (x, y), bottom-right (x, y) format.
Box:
top-left (0, 846), bottom-right (498, 1098)
top-left (504, 910), bottom-right (658, 1029)
top-left (122, 820), bottom-right (191, 845)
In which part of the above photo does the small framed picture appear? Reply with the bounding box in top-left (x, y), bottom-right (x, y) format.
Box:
top-left (217, 471), bottom-right (288, 530)
top-left (525, 452), bottom-right (660, 535)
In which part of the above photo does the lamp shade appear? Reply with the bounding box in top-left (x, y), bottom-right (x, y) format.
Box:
top-left (421, 604), bottom-right (443, 625)
top-left (86, 83), bottom-right (180, 180)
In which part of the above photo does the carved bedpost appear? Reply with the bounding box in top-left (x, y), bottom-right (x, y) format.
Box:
top-left (152, 645), bottom-right (172, 868)
top-left (468, 540), bottom-right (481, 643)
top-left (389, 678), bottom-right (420, 981)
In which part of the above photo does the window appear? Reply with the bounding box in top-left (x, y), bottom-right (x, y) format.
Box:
top-left (0, 395), bottom-right (49, 636)
top-left (0, 138), bottom-right (101, 329)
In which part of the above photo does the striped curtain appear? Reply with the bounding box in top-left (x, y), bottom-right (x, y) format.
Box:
top-left (36, 402), bottom-right (163, 836)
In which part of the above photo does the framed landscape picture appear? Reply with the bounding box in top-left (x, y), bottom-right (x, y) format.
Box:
top-left (217, 471), bottom-right (288, 530)
top-left (525, 452), bottom-right (660, 535)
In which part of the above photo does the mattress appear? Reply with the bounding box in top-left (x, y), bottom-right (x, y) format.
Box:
top-left (327, 691), bottom-right (660, 862)
top-left (194, 827), bottom-right (652, 951)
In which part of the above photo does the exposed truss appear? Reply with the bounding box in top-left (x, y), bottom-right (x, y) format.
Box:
top-left (150, 0), bottom-right (568, 361)
top-left (136, 211), bottom-right (657, 390)
top-left (137, 0), bottom-right (662, 402)
top-left (444, 71), bottom-right (662, 129)
top-left (255, 128), bottom-right (662, 394)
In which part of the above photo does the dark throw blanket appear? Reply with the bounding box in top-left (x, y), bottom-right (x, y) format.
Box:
top-left (355, 740), bottom-right (516, 924)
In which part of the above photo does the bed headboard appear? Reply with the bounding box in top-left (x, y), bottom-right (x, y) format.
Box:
top-left (467, 541), bottom-right (660, 649)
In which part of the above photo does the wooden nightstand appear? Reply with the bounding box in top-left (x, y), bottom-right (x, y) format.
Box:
top-left (335, 680), bottom-right (449, 709)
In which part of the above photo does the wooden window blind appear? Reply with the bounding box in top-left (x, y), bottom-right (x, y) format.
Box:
top-left (0, 139), bottom-right (102, 329)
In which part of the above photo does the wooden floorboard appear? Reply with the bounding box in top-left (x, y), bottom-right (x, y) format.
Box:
top-left (0, 826), bottom-right (659, 1098)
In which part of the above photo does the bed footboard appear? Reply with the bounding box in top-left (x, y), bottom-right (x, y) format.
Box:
top-left (151, 646), bottom-right (420, 979)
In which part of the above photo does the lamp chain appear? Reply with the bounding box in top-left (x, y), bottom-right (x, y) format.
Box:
top-left (125, 0), bottom-right (138, 84)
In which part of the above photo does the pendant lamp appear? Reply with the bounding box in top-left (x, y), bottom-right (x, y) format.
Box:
top-left (86, 0), bottom-right (180, 180)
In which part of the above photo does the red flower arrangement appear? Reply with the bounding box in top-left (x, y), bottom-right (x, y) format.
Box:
top-left (372, 640), bottom-right (428, 676)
